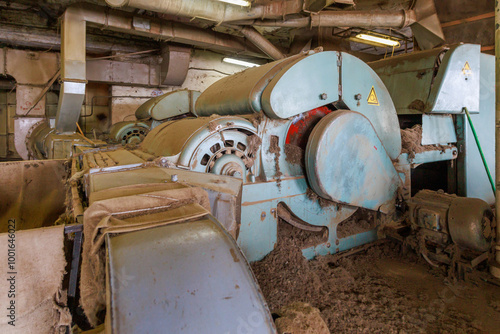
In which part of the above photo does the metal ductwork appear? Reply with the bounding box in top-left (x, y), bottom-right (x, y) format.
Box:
top-left (410, 0), bottom-right (446, 50)
top-left (105, 0), bottom-right (301, 23)
top-left (234, 10), bottom-right (416, 29)
top-left (225, 25), bottom-right (284, 60)
top-left (160, 44), bottom-right (191, 86)
top-left (56, 7), bottom-right (87, 134)
top-left (55, 4), bottom-right (270, 133)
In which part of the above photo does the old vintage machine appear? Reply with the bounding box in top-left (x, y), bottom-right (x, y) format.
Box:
top-left (0, 44), bottom-right (496, 333)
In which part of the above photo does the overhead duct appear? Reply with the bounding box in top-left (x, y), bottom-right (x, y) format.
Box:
top-left (160, 45), bottom-right (191, 86)
top-left (55, 4), bottom-right (269, 133)
top-left (235, 10), bottom-right (416, 29)
top-left (56, 7), bottom-right (87, 134)
top-left (105, 0), bottom-right (301, 23)
top-left (410, 0), bottom-right (445, 50)
top-left (225, 25), bottom-right (284, 60)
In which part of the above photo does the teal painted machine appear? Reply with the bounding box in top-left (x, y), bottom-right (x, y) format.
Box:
top-left (140, 50), bottom-right (403, 261)
top-left (370, 44), bottom-right (495, 205)
top-left (63, 46), bottom-right (497, 332)
top-left (136, 46), bottom-right (494, 263)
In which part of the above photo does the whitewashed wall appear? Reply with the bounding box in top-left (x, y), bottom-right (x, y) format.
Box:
top-left (110, 50), bottom-right (245, 124)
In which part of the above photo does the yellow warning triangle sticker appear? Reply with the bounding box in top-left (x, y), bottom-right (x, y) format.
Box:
top-left (462, 61), bottom-right (472, 75)
top-left (367, 86), bottom-right (379, 106)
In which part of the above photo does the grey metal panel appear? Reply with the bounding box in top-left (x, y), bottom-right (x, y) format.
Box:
top-left (106, 216), bottom-right (275, 334)
top-left (421, 114), bottom-right (457, 145)
top-left (464, 53), bottom-right (495, 205)
top-left (430, 44), bottom-right (480, 113)
top-left (341, 52), bottom-right (402, 159)
top-left (370, 44), bottom-right (481, 114)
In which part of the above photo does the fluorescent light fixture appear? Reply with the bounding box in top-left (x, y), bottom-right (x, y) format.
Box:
top-left (217, 0), bottom-right (251, 7)
top-left (355, 33), bottom-right (400, 47)
top-left (223, 57), bottom-right (260, 67)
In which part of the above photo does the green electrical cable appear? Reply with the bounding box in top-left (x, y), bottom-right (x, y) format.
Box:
top-left (463, 107), bottom-right (496, 197)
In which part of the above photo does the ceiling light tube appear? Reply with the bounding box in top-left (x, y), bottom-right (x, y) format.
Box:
top-left (355, 34), bottom-right (400, 47)
top-left (217, 0), bottom-right (251, 7)
top-left (223, 57), bottom-right (260, 67)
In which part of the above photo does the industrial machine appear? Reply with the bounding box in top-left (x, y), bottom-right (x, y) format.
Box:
top-left (0, 45), bottom-right (496, 333)
top-left (107, 89), bottom-right (201, 145)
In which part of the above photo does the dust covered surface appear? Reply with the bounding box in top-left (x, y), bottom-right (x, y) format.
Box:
top-left (269, 135), bottom-right (283, 185)
top-left (401, 125), bottom-right (451, 159)
top-left (275, 302), bottom-right (330, 334)
top-left (337, 208), bottom-right (376, 239)
top-left (252, 229), bottom-right (500, 333)
top-left (284, 143), bottom-right (305, 167)
top-left (306, 188), bottom-right (337, 208)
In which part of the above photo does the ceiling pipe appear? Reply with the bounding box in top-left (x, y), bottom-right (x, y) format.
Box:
top-left (233, 10), bottom-right (416, 29)
top-left (105, 0), bottom-right (301, 23)
top-left (225, 25), bottom-right (284, 60)
top-left (55, 4), bottom-right (270, 133)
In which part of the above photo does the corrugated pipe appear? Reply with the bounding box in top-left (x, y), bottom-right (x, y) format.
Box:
top-left (225, 25), bottom-right (284, 60)
top-left (105, 0), bottom-right (301, 23)
top-left (233, 10), bottom-right (416, 29)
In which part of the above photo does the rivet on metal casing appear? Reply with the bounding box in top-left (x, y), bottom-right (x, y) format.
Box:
top-left (320, 93), bottom-right (328, 100)
top-left (171, 174), bottom-right (178, 182)
top-left (354, 94), bottom-right (362, 100)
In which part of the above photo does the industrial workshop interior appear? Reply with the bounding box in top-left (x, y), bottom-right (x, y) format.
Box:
top-left (1, 0), bottom-right (500, 333)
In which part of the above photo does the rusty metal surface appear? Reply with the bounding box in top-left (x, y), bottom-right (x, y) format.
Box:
top-left (0, 159), bottom-right (67, 232)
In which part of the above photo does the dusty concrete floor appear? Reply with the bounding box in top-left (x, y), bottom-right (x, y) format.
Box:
top-left (252, 222), bottom-right (500, 333)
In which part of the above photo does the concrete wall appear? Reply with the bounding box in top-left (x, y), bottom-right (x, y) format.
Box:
top-left (110, 50), bottom-right (245, 124)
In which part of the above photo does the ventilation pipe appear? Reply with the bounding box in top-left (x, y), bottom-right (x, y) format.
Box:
top-left (105, 0), bottom-right (444, 50)
top-left (105, 0), bottom-right (301, 23)
top-left (55, 4), bottom-right (270, 133)
top-left (105, 0), bottom-right (413, 29)
top-left (225, 25), bottom-right (284, 60)
top-left (56, 7), bottom-right (87, 133)
top-left (234, 10), bottom-right (416, 29)
top-left (410, 0), bottom-right (445, 50)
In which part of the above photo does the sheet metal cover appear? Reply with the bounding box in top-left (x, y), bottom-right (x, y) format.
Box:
top-left (421, 114), bottom-right (457, 145)
top-left (305, 110), bottom-right (399, 212)
top-left (195, 54), bottom-right (304, 117)
top-left (261, 51), bottom-right (340, 119)
top-left (107, 217), bottom-right (276, 334)
top-left (135, 89), bottom-right (200, 121)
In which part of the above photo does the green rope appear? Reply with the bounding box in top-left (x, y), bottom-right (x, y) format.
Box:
top-left (463, 107), bottom-right (496, 197)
